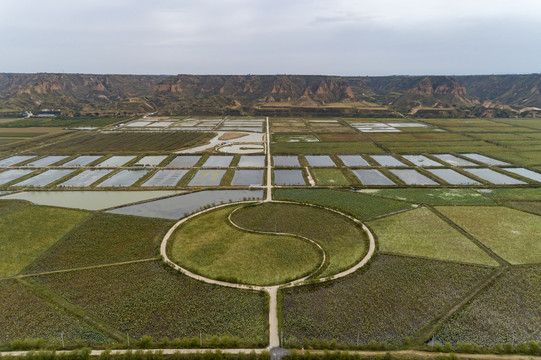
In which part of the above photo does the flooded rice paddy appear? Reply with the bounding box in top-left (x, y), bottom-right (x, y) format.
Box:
top-left (338, 155), bottom-right (369, 167)
top-left (273, 156), bottom-right (301, 168)
top-left (463, 168), bottom-right (526, 185)
top-left (188, 169), bottom-right (226, 186)
top-left (389, 169), bottom-right (439, 185)
top-left (0, 169), bottom-right (36, 185)
top-left (142, 170), bottom-right (189, 187)
top-left (231, 170), bottom-right (264, 186)
top-left (305, 155), bottom-right (336, 167)
top-left (0, 155), bottom-right (37, 167)
top-left (97, 170), bottom-right (150, 187)
top-left (352, 169), bottom-right (395, 185)
top-left (13, 169), bottom-right (76, 187)
top-left (274, 170), bottom-right (306, 186)
top-left (427, 169), bottom-right (481, 185)
top-left (237, 155), bottom-right (265, 168)
top-left (59, 169), bottom-right (113, 187)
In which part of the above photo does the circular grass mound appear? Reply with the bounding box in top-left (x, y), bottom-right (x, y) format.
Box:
top-left (168, 205), bottom-right (323, 286)
top-left (230, 202), bottom-right (368, 279)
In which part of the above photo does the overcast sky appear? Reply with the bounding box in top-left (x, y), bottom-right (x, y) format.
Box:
top-left (1, 0), bottom-right (540, 76)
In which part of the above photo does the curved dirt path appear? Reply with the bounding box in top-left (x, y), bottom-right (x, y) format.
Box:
top-left (160, 200), bottom-right (376, 349)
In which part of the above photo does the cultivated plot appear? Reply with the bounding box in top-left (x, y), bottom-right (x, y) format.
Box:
top-left (201, 156), bottom-right (234, 168)
top-left (427, 169), bottom-right (481, 185)
top-left (311, 169), bottom-right (349, 186)
top-left (134, 155), bottom-right (168, 167)
top-left (165, 155), bottom-right (201, 168)
top-left (188, 169), bottom-right (226, 186)
top-left (237, 155), bottom-right (266, 168)
top-left (502, 168), bottom-right (541, 182)
top-left (24, 156), bottom-right (69, 167)
top-left (461, 153), bottom-right (509, 166)
top-left (0, 155), bottom-right (37, 167)
top-left (389, 169), bottom-right (439, 185)
top-left (338, 155), bottom-right (369, 166)
top-left (13, 169), bottom-right (76, 187)
top-left (352, 169), bottom-right (395, 185)
top-left (0, 169), bottom-right (36, 186)
top-left (95, 155), bottom-right (136, 167)
top-left (305, 155), bottom-right (336, 167)
top-left (402, 155), bottom-right (442, 167)
top-left (370, 155), bottom-right (406, 167)
top-left (97, 170), bottom-right (149, 187)
top-left (273, 156), bottom-right (301, 167)
top-left (58, 169), bottom-right (113, 187)
top-left (60, 155), bottom-right (103, 167)
top-left (142, 169), bottom-right (189, 187)
top-left (231, 170), bottom-right (264, 186)
top-left (432, 154), bottom-right (478, 167)
top-left (274, 170), bottom-right (306, 186)
top-left (463, 168), bottom-right (526, 185)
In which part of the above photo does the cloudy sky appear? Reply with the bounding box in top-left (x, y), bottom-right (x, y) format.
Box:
top-left (1, 0), bottom-right (540, 76)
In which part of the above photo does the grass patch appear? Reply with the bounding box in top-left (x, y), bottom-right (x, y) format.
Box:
top-left (310, 169), bottom-right (350, 186)
top-left (0, 132), bottom-right (46, 138)
top-left (36, 131), bottom-right (214, 154)
top-left (434, 266), bottom-right (541, 346)
top-left (23, 213), bottom-right (173, 274)
top-left (281, 254), bottom-right (493, 346)
top-left (231, 202), bottom-right (367, 278)
top-left (367, 207), bottom-right (498, 266)
top-left (0, 206), bottom-right (89, 277)
top-left (170, 205), bottom-right (322, 285)
top-left (0, 199), bottom-right (30, 216)
top-left (0, 280), bottom-right (113, 346)
top-left (359, 188), bottom-right (494, 206)
top-left (271, 142), bottom-right (383, 155)
top-left (33, 261), bottom-right (268, 346)
top-left (478, 188), bottom-right (541, 201)
top-left (504, 201), bottom-right (541, 215)
top-left (316, 133), bottom-right (367, 141)
top-left (436, 206), bottom-right (541, 264)
top-left (275, 189), bottom-right (414, 220)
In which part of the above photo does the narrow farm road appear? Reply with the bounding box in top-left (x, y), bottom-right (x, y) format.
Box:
top-left (267, 286), bottom-right (280, 349)
top-left (265, 117), bottom-right (272, 201)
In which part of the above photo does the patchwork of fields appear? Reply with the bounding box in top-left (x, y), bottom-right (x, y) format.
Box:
top-left (0, 115), bottom-right (540, 352)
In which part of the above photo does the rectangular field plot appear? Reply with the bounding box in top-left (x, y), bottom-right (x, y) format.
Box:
top-left (311, 169), bottom-right (349, 186)
top-left (502, 168), bottom-right (541, 182)
top-left (96, 155), bottom-right (136, 167)
top-left (237, 155), bottom-right (265, 168)
top-left (61, 155), bottom-right (103, 167)
top-left (165, 155), bottom-right (201, 168)
top-left (432, 154), bottom-right (478, 167)
top-left (142, 170), bottom-right (189, 187)
top-left (125, 121), bottom-right (150, 127)
top-left (274, 170), bottom-right (306, 186)
top-left (146, 121), bottom-right (174, 128)
top-left (352, 169), bottom-right (395, 185)
top-left (461, 153), bottom-right (509, 166)
top-left (188, 169), bottom-right (226, 186)
top-left (273, 134), bottom-right (319, 143)
top-left (134, 155), bottom-right (168, 167)
top-left (108, 189), bottom-right (263, 219)
top-left (0, 169), bottom-right (36, 185)
top-left (13, 169), bottom-right (76, 187)
top-left (97, 170), bottom-right (150, 187)
top-left (463, 168), bottom-right (526, 185)
top-left (370, 155), bottom-right (406, 167)
top-left (0, 155), bottom-right (37, 167)
top-left (25, 155), bottom-right (69, 167)
top-left (337, 155), bottom-right (369, 166)
top-left (402, 155), bottom-right (442, 167)
top-left (231, 170), bottom-right (264, 186)
top-left (427, 169), bottom-right (481, 185)
top-left (389, 169), bottom-right (439, 185)
top-left (201, 156), bottom-right (233, 168)
top-left (305, 155), bottom-right (336, 167)
top-left (273, 156), bottom-right (300, 167)
top-left (59, 170), bottom-right (113, 187)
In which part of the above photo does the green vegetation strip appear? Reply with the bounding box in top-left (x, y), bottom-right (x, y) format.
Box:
top-left (23, 213), bottom-right (174, 274)
top-left (275, 189), bottom-right (413, 220)
top-left (33, 261), bottom-right (268, 346)
top-left (169, 205), bottom-right (322, 285)
top-left (0, 205), bottom-right (89, 277)
top-left (367, 207), bottom-right (498, 266)
top-left (0, 280), bottom-right (113, 346)
top-left (230, 202), bottom-right (367, 278)
top-left (436, 206), bottom-right (541, 265)
top-left (434, 266), bottom-right (541, 347)
top-left (281, 254), bottom-right (493, 346)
